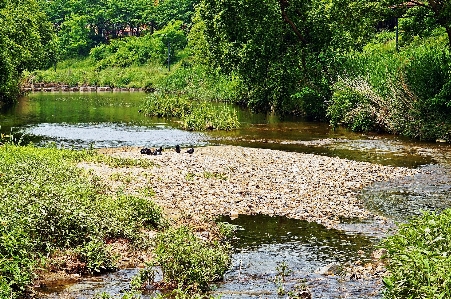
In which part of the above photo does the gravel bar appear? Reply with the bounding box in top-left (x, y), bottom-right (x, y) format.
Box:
top-left (86, 145), bottom-right (421, 228)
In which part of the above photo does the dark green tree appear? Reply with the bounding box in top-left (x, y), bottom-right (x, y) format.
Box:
top-left (153, 0), bottom-right (199, 29)
top-left (191, 0), bottom-right (382, 118)
top-left (384, 0), bottom-right (451, 49)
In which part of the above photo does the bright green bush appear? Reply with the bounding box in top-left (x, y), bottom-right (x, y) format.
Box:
top-left (182, 104), bottom-right (240, 131)
top-left (76, 240), bottom-right (118, 274)
top-left (153, 226), bottom-right (231, 291)
top-left (382, 209), bottom-right (451, 299)
top-left (142, 93), bottom-right (193, 118)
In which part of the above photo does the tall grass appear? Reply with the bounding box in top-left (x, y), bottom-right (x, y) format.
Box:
top-left (141, 93), bottom-right (240, 131)
top-left (327, 32), bottom-right (451, 141)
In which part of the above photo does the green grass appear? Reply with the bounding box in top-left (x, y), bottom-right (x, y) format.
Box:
top-left (141, 93), bottom-right (240, 131)
top-left (140, 225), bottom-right (231, 292)
top-left (382, 209), bottom-right (451, 299)
top-left (0, 144), bottom-right (163, 298)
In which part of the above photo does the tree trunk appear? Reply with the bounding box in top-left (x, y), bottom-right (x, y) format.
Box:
top-left (278, 0), bottom-right (307, 44)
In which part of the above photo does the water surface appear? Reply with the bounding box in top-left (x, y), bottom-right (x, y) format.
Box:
top-left (2, 92), bottom-right (451, 298)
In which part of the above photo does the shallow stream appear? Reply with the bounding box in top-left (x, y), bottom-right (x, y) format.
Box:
top-left (2, 92), bottom-right (451, 298)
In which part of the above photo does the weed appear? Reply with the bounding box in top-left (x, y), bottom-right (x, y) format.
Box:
top-left (274, 261), bottom-right (292, 295)
top-left (151, 225), bottom-right (231, 291)
top-left (141, 93), bottom-right (240, 131)
top-left (0, 145), bottom-right (164, 298)
top-left (185, 172), bottom-right (196, 181)
top-left (76, 240), bottom-right (118, 274)
top-left (382, 209), bottom-right (451, 299)
top-left (203, 171), bottom-right (227, 180)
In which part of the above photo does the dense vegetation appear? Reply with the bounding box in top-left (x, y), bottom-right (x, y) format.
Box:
top-left (11, 0), bottom-right (448, 140)
top-left (0, 144), bottom-right (164, 298)
top-left (383, 210), bottom-right (451, 299)
top-left (0, 143), bottom-right (232, 298)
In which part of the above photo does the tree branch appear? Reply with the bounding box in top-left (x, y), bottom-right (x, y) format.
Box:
top-left (278, 0), bottom-right (307, 44)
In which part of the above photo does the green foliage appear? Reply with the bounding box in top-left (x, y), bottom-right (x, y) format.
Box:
top-left (382, 209), bottom-right (451, 299)
top-left (141, 93), bottom-right (240, 131)
top-left (153, 225), bottom-right (231, 291)
top-left (328, 33), bottom-right (451, 141)
top-left (90, 22), bottom-right (186, 69)
top-left (182, 104), bottom-right (240, 131)
top-left (142, 93), bottom-right (192, 118)
top-left (0, 145), bottom-right (164, 298)
top-left (191, 0), bottom-right (383, 117)
top-left (153, 0), bottom-right (198, 29)
top-left (154, 288), bottom-right (219, 299)
top-left (76, 240), bottom-right (118, 274)
top-left (0, 0), bottom-right (54, 106)
top-left (384, 0), bottom-right (451, 49)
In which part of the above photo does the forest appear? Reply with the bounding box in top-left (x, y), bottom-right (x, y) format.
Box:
top-left (1, 0), bottom-right (450, 141)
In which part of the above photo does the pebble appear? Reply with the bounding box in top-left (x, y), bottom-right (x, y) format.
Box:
top-left (84, 145), bottom-right (421, 228)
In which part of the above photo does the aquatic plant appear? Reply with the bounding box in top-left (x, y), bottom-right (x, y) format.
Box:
top-left (141, 93), bottom-right (240, 131)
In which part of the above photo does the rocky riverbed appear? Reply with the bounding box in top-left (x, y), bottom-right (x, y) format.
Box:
top-left (81, 145), bottom-right (421, 228)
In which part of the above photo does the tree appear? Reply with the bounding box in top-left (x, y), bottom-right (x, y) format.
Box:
top-left (191, 0), bottom-right (383, 117)
top-left (153, 0), bottom-right (199, 29)
top-left (385, 0), bottom-right (451, 49)
top-left (0, 0), bottom-right (54, 106)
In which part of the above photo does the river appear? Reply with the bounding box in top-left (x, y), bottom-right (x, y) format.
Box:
top-left (2, 92), bottom-right (451, 298)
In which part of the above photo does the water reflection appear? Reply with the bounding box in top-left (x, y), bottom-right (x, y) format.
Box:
top-left (1, 92), bottom-right (448, 168)
top-left (214, 214), bottom-right (381, 299)
top-left (21, 123), bottom-right (206, 149)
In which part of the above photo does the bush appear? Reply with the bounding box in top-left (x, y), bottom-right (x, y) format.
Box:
top-left (181, 104), bottom-right (240, 131)
top-left (153, 226), bottom-right (231, 291)
top-left (76, 240), bottom-right (118, 274)
top-left (382, 209), bottom-right (451, 299)
top-left (328, 33), bottom-right (451, 141)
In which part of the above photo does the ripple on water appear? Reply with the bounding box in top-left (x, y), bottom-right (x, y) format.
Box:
top-left (362, 163), bottom-right (451, 221)
top-left (212, 214), bottom-right (382, 299)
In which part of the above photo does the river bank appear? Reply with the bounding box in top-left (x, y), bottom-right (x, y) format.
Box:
top-left (84, 145), bottom-right (421, 229)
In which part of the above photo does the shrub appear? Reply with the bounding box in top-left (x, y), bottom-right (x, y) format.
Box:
top-left (382, 209), bottom-right (451, 299)
top-left (76, 240), bottom-right (118, 274)
top-left (152, 226), bottom-right (231, 291)
top-left (141, 93), bottom-right (240, 131)
top-left (328, 33), bottom-right (451, 141)
top-left (181, 104), bottom-right (240, 131)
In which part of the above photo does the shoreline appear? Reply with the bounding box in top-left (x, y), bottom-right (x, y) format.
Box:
top-left (85, 145), bottom-right (421, 229)
top-left (21, 83), bottom-right (151, 93)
